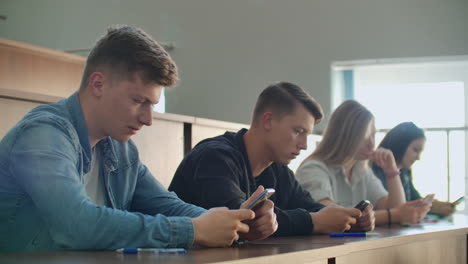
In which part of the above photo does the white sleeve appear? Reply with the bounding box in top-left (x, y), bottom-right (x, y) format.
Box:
top-left (295, 160), bottom-right (334, 202)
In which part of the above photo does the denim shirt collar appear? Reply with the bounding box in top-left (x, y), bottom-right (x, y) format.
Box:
top-left (64, 92), bottom-right (118, 173)
top-left (97, 138), bottom-right (118, 173)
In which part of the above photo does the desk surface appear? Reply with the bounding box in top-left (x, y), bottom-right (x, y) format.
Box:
top-left (1, 217), bottom-right (467, 264)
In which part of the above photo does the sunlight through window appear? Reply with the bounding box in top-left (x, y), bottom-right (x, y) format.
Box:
top-left (355, 81), bottom-right (465, 205)
top-left (355, 82), bottom-right (464, 129)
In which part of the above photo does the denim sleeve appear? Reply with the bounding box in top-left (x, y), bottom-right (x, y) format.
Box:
top-left (130, 162), bottom-right (206, 218)
top-left (8, 118), bottom-right (200, 250)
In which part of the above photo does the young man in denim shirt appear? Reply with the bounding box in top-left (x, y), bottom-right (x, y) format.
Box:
top-left (0, 26), bottom-right (276, 252)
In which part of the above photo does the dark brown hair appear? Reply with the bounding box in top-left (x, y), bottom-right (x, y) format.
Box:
top-left (378, 122), bottom-right (425, 165)
top-left (79, 25), bottom-right (178, 90)
top-left (252, 82), bottom-right (323, 124)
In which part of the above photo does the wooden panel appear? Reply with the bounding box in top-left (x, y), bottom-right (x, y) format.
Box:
top-left (0, 88), bottom-right (62, 104)
top-left (131, 119), bottom-right (184, 188)
top-left (336, 234), bottom-right (467, 264)
top-left (0, 39), bottom-right (85, 98)
top-left (191, 124), bottom-right (233, 148)
top-left (191, 117), bottom-right (248, 148)
top-left (192, 124), bottom-right (249, 149)
top-left (0, 98), bottom-right (42, 138)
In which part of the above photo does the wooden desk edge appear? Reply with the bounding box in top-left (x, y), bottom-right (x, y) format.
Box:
top-left (226, 225), bottom-right (468, 264)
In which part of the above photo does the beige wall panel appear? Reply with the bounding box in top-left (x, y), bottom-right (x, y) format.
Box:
top-left (131, 119), bottom-right (184, 188)
top-left (191, 124), bottom-right (234, 148)
top-left (0, 39), bottom-right (84, 98)
top-left (191, 119), bottom-right (249, 148)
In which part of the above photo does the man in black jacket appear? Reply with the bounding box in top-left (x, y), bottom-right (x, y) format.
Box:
top-left (170, 82), bottom-right (371, 236)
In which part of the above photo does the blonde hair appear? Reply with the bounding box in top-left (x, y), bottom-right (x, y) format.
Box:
top-left (305, 100), bottom-right (374, 166)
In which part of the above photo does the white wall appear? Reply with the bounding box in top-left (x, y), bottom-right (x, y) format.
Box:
top-left (1, 0), bottom-right (468, 131)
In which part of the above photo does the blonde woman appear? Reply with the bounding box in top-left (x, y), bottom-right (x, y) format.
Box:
top-left (296, 100), bottom-right (430, 226)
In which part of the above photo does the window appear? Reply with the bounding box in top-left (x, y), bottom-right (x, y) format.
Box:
top-left (355, 82), bottom-right (464, 129)
top-left (153, 89), bottom-right (165, 113)
top-left (332, 59), bottom-right (468, 212)
top-left (354, 81), bottom-right (465, 211)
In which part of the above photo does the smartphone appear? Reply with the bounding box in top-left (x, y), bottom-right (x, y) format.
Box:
top-left (452, 196), bottom-right (465, 205)
top-left (354, 200), bottom-right (371, 212)
top-left (245, 188), bottom-right (275, 210)
top-left (422, 193), bottom-right (435, 204)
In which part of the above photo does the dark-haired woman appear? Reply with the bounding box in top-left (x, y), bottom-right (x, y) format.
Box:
top-left (373, 122), bottom-right (456, 216)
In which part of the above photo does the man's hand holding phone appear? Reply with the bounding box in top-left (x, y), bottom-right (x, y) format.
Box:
top-left (240, 186), bottom-right (278, 241)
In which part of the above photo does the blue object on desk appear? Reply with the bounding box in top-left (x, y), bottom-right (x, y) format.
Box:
top-left (116, 248), bottom-right (187, 254)
top-left (330, 232), bottom-right (379, 237)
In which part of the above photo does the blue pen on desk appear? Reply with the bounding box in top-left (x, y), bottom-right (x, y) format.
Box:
top-left (330, 232), bottom-right (379, 237)
top-left (116, 248), bottom-right (187, 254)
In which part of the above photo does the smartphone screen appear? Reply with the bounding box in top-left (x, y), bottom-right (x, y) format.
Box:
top-left (354, 200), bottom-right (370, 212)
top-left (422, 194), bottom-right (435, 204)
top-left (452, 196), bottom-right (465, 205)
top-left (245, 189), bottom-right (275, 209)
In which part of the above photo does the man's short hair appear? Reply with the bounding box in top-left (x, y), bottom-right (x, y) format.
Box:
top-left (79, 25), bottom-right (178, 90)
top-left (252, 82), bottom-right (323, 124)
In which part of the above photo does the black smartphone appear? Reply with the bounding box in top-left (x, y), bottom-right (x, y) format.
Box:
top-left (354, 200), bottom-right (371, 212)
top-left (245, 189), bottom-right (275, 210)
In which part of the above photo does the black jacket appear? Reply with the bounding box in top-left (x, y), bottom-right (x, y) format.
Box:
top-left (169, 129), bottom-right (325, 236)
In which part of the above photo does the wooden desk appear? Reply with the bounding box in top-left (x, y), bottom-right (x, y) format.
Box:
top-left (1, 217), bottom-right (467, 264)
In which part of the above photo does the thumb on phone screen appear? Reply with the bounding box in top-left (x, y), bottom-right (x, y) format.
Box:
top-left (240, 186), bottom-right (265, 209)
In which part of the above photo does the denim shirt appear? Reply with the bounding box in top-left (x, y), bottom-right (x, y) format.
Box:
top-left (0, 92), bottom-right (206, 252)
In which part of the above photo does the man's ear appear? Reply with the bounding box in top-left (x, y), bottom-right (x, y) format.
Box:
top-left (261, 112), bottom-right (274, 131)
top-left (88, 72), bottom-right (106, 97)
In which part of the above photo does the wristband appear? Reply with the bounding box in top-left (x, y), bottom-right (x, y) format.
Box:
top-left (385, 169), bottom-right (400, 179)
top-left (387, 208), bottom-right (392, 226)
